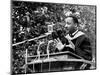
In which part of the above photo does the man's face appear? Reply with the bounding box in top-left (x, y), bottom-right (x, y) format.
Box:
top-left (64, 17), bottom-right (76, 31)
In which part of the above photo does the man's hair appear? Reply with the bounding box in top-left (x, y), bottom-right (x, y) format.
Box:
top-left (65, 15), bottom-right (79, 25)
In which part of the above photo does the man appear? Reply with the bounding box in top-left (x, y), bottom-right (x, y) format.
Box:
top-left (55, 15), bottom-right (92, 61)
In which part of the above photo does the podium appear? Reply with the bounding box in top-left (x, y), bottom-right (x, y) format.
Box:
top-left (25, 51), bottom-right (92, 73)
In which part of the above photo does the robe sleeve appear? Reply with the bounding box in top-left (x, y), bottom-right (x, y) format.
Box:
top-left (75, 35), bottom-right (92, 61)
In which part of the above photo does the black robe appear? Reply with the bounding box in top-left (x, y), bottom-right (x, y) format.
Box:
top-left (73, 35), bottom-right (92, 61)
top-left (60, 31), bottom-right (92, 61)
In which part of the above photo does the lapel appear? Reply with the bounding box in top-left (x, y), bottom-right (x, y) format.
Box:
top-left (65, 31), bottom-right (85, 40)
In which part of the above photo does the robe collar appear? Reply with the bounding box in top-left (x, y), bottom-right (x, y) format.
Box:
top-left (65, 30), bottom-right (85, 40)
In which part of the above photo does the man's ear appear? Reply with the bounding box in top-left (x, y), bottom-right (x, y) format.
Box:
top-left (75, 23), bottom-right (77, 27)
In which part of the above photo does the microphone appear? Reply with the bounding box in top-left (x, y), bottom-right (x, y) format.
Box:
top-left (52, 31), bottom-right (59, 40)
top-left (52, 29), bottom-right (69, 45)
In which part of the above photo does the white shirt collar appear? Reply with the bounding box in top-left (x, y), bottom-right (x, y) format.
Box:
top-left (72, 30), bottom-right (78, 36)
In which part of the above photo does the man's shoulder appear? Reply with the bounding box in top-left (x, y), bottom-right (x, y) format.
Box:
top-left (71, 30), bottom-right (86, 40)
top-left (75, 31), bottom-right (85, 38)
top-left (65, 31), bottom-right (87, 40)
top-left (75, 31), bottom-right (91, 45)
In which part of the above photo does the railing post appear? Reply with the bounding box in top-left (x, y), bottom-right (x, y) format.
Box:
top-left (46, 40), bottom-right (53, 71)
top-left (25, 49), bottom-right (28, 74)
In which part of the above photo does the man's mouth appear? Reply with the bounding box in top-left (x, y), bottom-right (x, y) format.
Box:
top-left (64, 27), bottom-right (69, 33)
top-left (64, 27), bottom-right (69, 30)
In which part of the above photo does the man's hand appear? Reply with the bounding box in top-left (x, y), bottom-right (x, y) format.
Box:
top-left (54, 38), bottom-right (65, 51)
